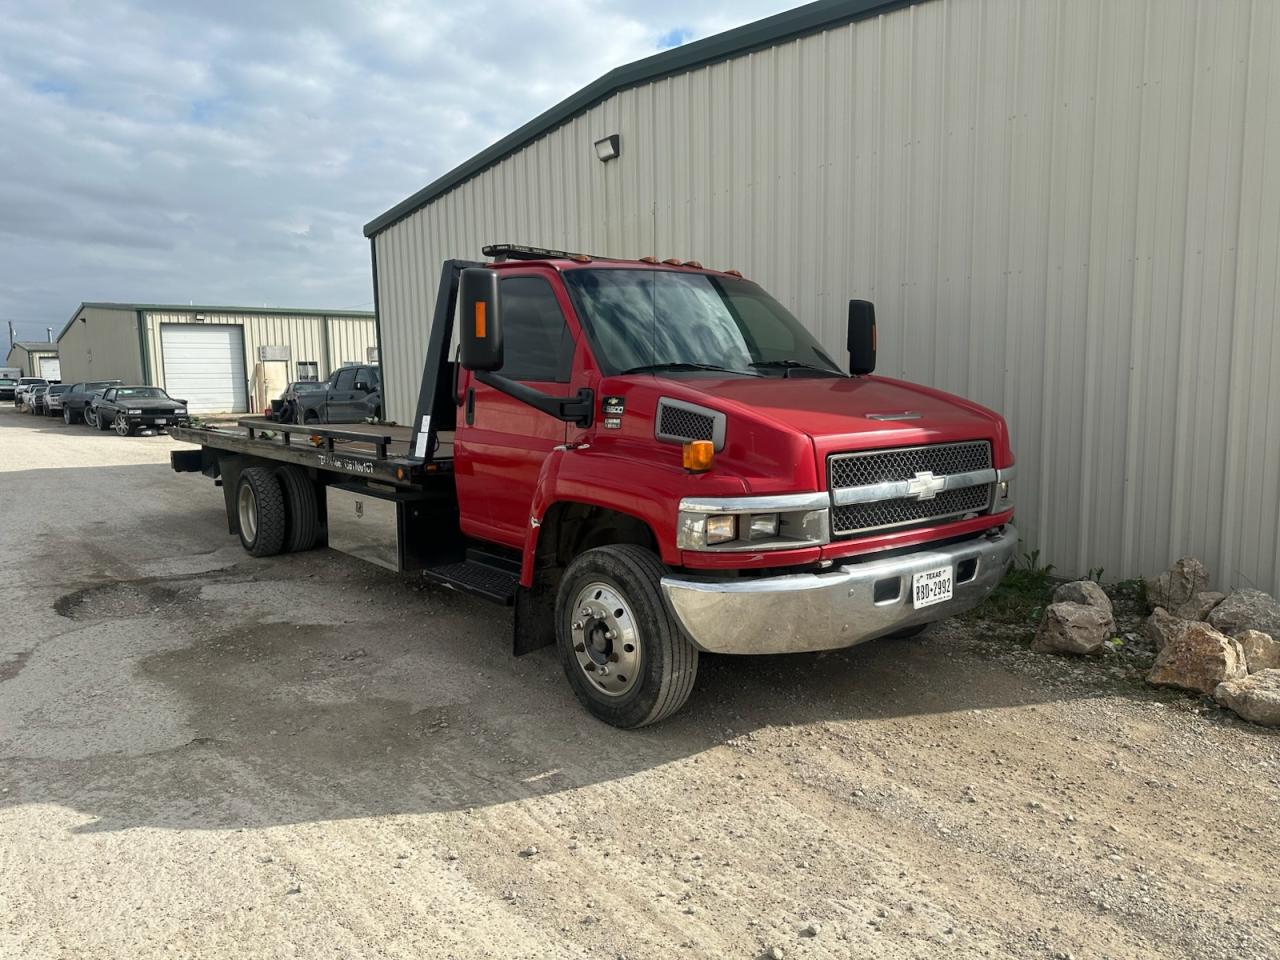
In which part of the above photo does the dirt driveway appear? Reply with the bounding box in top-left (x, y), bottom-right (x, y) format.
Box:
top-left (1, 407), bottom-right (1277, 960)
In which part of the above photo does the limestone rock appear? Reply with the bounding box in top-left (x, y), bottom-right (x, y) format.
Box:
top-left (1213, 670), bottom-right (1280, 727)
top-left (1052, 580), bottom-right (1113, 616)
top-left (1144, 607), bottom-right (1185, 652)
top-left (1236, 630), bottom-right (1280, 674)
top-left (1144, 557), bottom-right (1210, 615)
top-left (1147, 621), bottom-right (1246, 695)
top-left (1187, 591), bottom-right (1226, 621)
top-left (1207, 589), bottom-right (1280, 639)
top-left (1032, 602), bottom-right (1114, 656)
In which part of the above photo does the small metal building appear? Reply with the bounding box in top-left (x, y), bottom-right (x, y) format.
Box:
top-left (56, 303), bottom-right (377, 414)
top-left (5, 341), bottom-right (60, 381)
top-left (364, 0), bottom-right (1280, 594)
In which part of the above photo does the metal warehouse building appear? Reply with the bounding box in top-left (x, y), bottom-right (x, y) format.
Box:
top-left (5, 341), bottom-right (60, 381)
top-left (57, 303), bottom-right (377, 414)
top-left (364, 0), bottom-right (1280, 594)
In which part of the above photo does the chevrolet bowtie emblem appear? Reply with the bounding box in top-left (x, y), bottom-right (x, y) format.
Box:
top-left (905, 471), bottom-right (946, 501)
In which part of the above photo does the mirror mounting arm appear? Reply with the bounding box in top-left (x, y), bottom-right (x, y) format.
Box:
top-left (474, 372), bottom-right (594, 428)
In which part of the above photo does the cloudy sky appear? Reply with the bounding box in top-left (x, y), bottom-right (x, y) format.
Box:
top-left (0, 1), bottom-right (794, 342)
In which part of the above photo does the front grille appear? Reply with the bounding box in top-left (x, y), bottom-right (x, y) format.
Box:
top-left (828, 441), bottom-right (993, 537)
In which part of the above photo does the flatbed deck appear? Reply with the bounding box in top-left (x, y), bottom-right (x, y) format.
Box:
top-left (170, 418), bottom-right (453, 488)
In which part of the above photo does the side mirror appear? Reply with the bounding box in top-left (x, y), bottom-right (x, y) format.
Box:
top-left (354, 380), bottom-right (370, 393)
top-left (847, 299), bottom-right (877, 376)
top-left (459, 267), bottom-right (503, 371)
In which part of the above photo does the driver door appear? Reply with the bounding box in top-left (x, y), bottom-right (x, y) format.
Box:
top-left (454, 273), bottom-right (577, 546)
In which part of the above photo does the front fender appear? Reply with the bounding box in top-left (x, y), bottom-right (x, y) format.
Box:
top-left (521, 446), bottom-right (748, 585)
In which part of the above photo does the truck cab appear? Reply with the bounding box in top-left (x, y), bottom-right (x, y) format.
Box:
top-left (447, 246), bottom-right (1016, 724)
top-left (172, 244), bottom-right (1017, 728)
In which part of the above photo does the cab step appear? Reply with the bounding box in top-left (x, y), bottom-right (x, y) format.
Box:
top-left (422, 554), bottom-right (519, 604)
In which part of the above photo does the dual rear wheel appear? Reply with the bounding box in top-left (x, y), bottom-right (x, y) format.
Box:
top-left (235, 465), bottom-right (320, 557)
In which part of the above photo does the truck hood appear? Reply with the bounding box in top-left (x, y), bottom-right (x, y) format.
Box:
top-left (687, 374), bottom-right (1012, 466)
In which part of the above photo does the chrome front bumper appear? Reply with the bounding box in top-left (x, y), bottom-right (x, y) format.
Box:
top-left (660, 524), bottom-right (1018, 655)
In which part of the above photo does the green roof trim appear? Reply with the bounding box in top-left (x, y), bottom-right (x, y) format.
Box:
top-left (363, 0), bottom-right (918, 239)
top-left (56, 301), bottom-right (375, 344)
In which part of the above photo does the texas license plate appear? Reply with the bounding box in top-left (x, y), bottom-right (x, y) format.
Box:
top-left (154, 419), bottom-right (167, 425)
top-left (912, 565), bottom-right (954, 608)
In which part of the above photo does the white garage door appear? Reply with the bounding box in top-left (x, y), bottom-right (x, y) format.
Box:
top-left (160, 324), bottom-right (248, 414)
top-left (38, 356), bottom-right (61, 381)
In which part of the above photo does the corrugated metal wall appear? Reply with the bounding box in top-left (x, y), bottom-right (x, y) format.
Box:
top-left (327, 317), bottom-right (378, 370)
top-left (142, 311), bottom-right (376, 386)
top-left (373, 0), bottom-right (1280, 593)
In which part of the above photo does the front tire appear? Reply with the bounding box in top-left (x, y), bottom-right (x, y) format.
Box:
top-left (236, 467), bottom-right (287, 557)
top-left (63, 407), bottom-right (76, 425)
top-left (113, 413), bottom-right (133, 437)
top-left (94, 409), bottom-right (110, 430)
top-left (555, 544), bottom-right (698, 728)
top-left (85, 407), bottom-right (100, 428)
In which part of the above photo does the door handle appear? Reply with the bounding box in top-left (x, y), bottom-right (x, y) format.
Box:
top-left (465, 388), bottom-right (475, 425)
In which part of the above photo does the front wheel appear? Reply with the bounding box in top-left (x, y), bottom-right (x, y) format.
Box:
top-left (113, 413), bottom-right (133, 437)
top-left (94, 409), bottom-right (110, 430)
top-left (63, 407), bottom-right (76, 425)
top-left (85, 407), bottom-right (99, 428)
top-left (555, 544), bottom-right (698, 729)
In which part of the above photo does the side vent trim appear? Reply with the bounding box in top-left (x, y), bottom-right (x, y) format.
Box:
top-left (655, 397), bottom-right (726, 451)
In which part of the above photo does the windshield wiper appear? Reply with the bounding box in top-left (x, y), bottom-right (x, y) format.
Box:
top-left (750, 359), bottom-right (845, 378)
top-left (621, 361), bottom-right (759, 376)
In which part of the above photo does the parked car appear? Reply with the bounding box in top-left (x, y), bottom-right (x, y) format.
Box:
top-left (90, 386), bottom-right (189, 436)
top-left (0, 374), bottom-right (19, 402)
top-left (26, 384), bottom-right (49, 414)
top-left (268, 380), bottom-right (328, 424)
top-left (43, 383), bottom-right (73, 417)
top-left (294, 365), bottom-right (381, 423)
top-left (12, 377), bottom-right (47, 408)
top-left (61, 380), bottom-right (120, 425)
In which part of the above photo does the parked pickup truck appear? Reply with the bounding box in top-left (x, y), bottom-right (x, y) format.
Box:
top-left (170, 244), bottom-right (1017, 727)
top-left (292, 365), bottom-right (381, 424)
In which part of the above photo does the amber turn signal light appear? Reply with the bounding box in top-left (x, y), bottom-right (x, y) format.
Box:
top-left (682, 440), bottom-right (714, 472)
top-left (474, 300), bottom-right (487, 339)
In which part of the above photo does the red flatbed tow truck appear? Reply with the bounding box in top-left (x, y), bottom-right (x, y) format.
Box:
top-left (171, 244), bottom-right (1017, 727)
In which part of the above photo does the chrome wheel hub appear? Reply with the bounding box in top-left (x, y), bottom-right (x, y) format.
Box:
top-left (237, 484), bottom-right (258, 542)
top-left (114, 414), bottom-right (129, 436)
top-left (570, 581), bottom-right (640, 697)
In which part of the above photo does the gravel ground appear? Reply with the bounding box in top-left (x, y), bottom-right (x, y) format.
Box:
top-left (1, 406), bottom-right (1278, 960)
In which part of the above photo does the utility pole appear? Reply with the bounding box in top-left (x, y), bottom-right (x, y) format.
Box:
top-left (7, 321), bottom-right (13, 349)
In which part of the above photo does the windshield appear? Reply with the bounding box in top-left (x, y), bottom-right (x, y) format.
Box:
top-left (116, 387), bottom-right (166, 398)
top-left (0, 379), bottom-right (14, 386)
top-left (561, 269), bottom-right (844, 377)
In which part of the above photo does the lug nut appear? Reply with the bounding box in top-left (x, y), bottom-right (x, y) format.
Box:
top-left (574, 643), bottom-right (585, 653)
top-left (584, 663), bottom-right (596, 672)
top-left (599, 666), bottom-right (609, 676)
top-left (604, 630), bottom-right (616, 640)
top-left (579, 607), bottom-right (591, 617)
top-left (572, 621), bottom-right (583, 631)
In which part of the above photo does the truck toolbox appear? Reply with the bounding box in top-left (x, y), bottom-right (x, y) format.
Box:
top-left (167, 244), bottom-right (1017, 728)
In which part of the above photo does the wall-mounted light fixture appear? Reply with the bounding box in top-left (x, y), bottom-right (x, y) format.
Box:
top-left (593, 134), bottom-right (621, 162)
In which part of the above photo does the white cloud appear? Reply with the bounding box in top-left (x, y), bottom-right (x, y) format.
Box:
top-left (0, 0), bottom-right (792, 338)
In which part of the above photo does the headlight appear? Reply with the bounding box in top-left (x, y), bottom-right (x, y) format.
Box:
top-left (128, 408), bottom-right (143, 415)
top-left (704, 515), bottom-right (736, 544)
top-left (677, 494), bottom-right (830, 551)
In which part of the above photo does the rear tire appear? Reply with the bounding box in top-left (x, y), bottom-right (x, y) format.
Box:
top-left (276, 465), bottom-right (320, 552)
top-left (95, 409), bottom-right (110, 431)
top-left (236, 467), bottom-right (287, 557)
top-left (555, 544), bottom-right (698, 728)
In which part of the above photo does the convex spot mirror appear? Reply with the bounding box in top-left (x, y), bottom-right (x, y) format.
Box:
top-left (847, 299), bottom-right (876, 376)
top-left (459, 267), bottom-right (503, 371)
